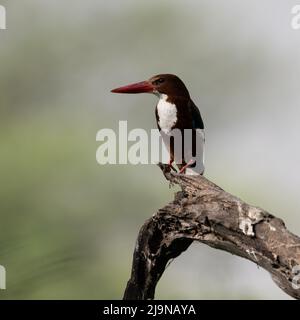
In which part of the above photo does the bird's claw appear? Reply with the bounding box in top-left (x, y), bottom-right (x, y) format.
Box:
top-left (168, 159), bottom-right (177, 172)
top-left (179, 159), bottom-right (196, 174)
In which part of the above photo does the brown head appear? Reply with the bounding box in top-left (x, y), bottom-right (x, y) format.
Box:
top-left (111, 74), bottom-right (190, 99)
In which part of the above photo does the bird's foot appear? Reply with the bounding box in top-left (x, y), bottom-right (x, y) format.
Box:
top-left (168, 159), bottom-right (177, 172)
top-left (179, 159), bottom-right (196, 174)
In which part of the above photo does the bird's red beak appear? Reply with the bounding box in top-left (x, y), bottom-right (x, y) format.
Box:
top-left (111, 81), bottom-right (154, 94)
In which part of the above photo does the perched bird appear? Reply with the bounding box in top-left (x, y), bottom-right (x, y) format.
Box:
top-left (111, 74), bottom-right (205, 175)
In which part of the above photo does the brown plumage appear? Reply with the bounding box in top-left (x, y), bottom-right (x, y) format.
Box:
top-left (111, 74), bottom-right (205, 175)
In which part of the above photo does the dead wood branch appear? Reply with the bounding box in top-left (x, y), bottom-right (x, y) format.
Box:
top-left (123, 164), bottom-right (300, 299)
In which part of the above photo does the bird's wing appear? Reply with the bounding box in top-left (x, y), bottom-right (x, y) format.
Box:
top-left (189, 99), bottom-right (204, 129)
top-left (186, 100), bottom-right (205, 175)
top-left (155, 106), bottom-right (161, 130)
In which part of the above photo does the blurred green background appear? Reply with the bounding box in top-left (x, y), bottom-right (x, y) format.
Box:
top-left (0, 0), bottom-right (299, 299)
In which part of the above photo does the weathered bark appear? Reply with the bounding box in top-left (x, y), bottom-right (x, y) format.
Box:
top-left (123, 164), bottom-right (300, 300)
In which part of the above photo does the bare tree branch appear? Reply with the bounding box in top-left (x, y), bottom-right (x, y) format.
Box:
top-left (123, 164), bottom-right (300, 300)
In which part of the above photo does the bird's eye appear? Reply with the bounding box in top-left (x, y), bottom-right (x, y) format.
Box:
top-left (154, 78), bottom-right (164, 85)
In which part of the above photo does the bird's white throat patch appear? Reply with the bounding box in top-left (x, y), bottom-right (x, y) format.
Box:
top-left (157, 94), bottom-right (177, 134)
